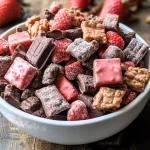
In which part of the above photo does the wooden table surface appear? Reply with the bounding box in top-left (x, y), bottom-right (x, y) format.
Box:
top-left (0, 0), bottom-right (150, 150)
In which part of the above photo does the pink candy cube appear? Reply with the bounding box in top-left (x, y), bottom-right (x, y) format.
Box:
top-left (93, 58), bottom-right (123, 88)
top-left (8, 31), bottom-right (32, 54)
top-left (55, 76), bottom-right (78, 101)
top-left (4, 57), bottom-right (37, 90)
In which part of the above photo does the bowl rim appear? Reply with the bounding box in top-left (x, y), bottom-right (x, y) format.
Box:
top-left (0, 22), bottom-right (150, 126)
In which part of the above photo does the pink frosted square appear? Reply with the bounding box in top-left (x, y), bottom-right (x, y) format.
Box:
top-left (8, 31), bottom-right (32, 54)
top-left (4, 57), bottom-right (37, 90)
top-left (93, 58), bottom-right (123, 88)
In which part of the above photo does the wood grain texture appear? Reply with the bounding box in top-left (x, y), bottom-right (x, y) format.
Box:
top-left (0, 0), bottom-right (150, 150)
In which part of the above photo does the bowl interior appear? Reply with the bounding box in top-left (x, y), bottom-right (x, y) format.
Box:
top-left (0, 22), bottom-right (150, 126)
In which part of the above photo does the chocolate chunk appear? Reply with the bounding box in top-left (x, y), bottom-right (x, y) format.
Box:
top-left (0, 56), bottom-right (11, 77)
top-left (63, 28), bottom-right (83, 40)
top-left (26, 35), bottom-right (54, 70)
top-left (40, 9), bottom-right (54, 20)
top-left (77, 74), bottom-right (97, 95)
top-left (102, 45), bottom-right (125, 61)
top-left (46, 30), bottom-right (63, 40)
top-left (82, 54), bottom-right (98, 70)
top-left (32, 107), bottom-right (46, 118)
top-left (42, 63), bottom-right (64, 85)
top-left (35, 85), bottom-right (70, 117)
top-left (11, 45), bottom-right (26, 61)
top-left (102, 14), bottom-right (119, 31)
top-left (66, 38), bottom-right (99, 62)
top-left (0, 78), bottom-right (8, 92)
top-left (21, 88), bottom-right (35, 100)
top-left (123, 38), bottom-right (149, 65)
top-left (20, 96), bottom-right (41, 114)
top-left (77, 94), bottom-right (104, 118)
top-left (1, 85), bottom-right (21, 108)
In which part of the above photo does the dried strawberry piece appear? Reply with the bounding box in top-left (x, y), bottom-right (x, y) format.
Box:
top-left (0, 38), bottom-right (9, 54)
top-left (121, 61), bottom-right (135, 71)
top-left (122, 90), bottom-right (137, 105)
top-left (65, 61), bottom-right (84, 80)
top-left (67, 100), bottom-right (89, 121)
top-left (51, 39), bottom-right (72, 63)
top-left (55, 76), bottom-right (78, 101)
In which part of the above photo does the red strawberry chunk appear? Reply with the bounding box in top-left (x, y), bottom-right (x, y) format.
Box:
top-left (49, 2), bottom-right (62, 14)
top-left (106, 31), bottom-right (125, 50)
top-left (65, 61), bottom-right (84, 80)
top-left (51, 9), bottom-right (72, 30)
top-left (4, 57), bottom-right (37, 90)
top-left (8, 31), bottom-right (32, 54)
top-left (55, 76), bottom-right (78, 101)
top-left (67, 100), bottom-right (89, 121)
top-left (0, 38), bottom-right (9, 54)
top-left (122, 91), bottom-right (137, 105)
top-left (51, 39), bottom-right (72, 63)
top-left (121, 61), bottom-right (135, 71)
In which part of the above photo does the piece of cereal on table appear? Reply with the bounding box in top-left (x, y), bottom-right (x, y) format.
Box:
top-left (102, 14), bottom-right (119, 31)
top-left (0, 56), bottom-right (12, 77)
top-left (35, 85), bottom-right (70, 117)
top-left (55, 76), bottom-right (78, 101)
top-left (93, 87), bottom-right (125, 111)
top-left (4, 57), bottom-right (37, 90)
top-left (66, 38), bottom-right (99, 62)
top-left (42, 63), bottom-right (64, 85)
top-left (102, 45), bottom-right (125, 61)
top-left (77, 94), bottom-right (105, 118)
top-left (81, 20), bottom-right (107, 44)
top-left (20, 96), bottom-right (41, 114)
top-left (77, 74), bottom-right (97, 95)
top-left (123, 38), bottom-right (149, 65)
top-left (65, 61), bottom-right (84, 80)
top-left (93, 58), bottom-right (123, 88)
top-left (0, 38), bottom-right (9, 54)
top-left (1, 85), bottom-right (21, 108)
top-left (123, 67), bottom-right (150, 92)
top-left (67, 100), bottom-right (89, 121)
top-left (8, 29), bottom-right (32, 54)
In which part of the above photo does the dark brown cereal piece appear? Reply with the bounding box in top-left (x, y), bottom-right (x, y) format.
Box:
top-left (77, 94), bottom-right (104, 118)
top-left (82, 54), bottom-right (98, 70)
top-left (123, 67), bottom-right (149, 92)
top-left (40, 9), bottom-right (54, 21)
top-left (26, 35), bottom-right (54, 70)
top-left (66, 38), bottom-right (99, 62)
top-left (123, 38), bottom-right (149, 65)
top-left (93, 87), bottom-right (125, 111)
top-left (1, 85), bottom-right (21, 108)
top-left (46, 30), bottom-right (63, 40)
top-left (32, 107), bottom-right (46, 118)
top-left (35, 85), bottom-right (70, 117)
top-left (11, 45), bottom-right (26, 61)
top-left (0, 56), bottom-right (11, 77)
top-left (63, 28), bottom-right (83, 40)
top-left (21, 88), bottom-right (35, 100)
top-left (81, 20), bottom-right (107, 44)
top-left (42, 63), bottom-right (64, 85)
top-left (20, 96), bottom-right (41, 114)
top-left (102, 45), bottom-right (125, 61)
top-left (0, 78), bottom-right (8, 92)
top-left (77, 74), bottom-right (97, 95)
top-left (102, 14), bottom-right (119, 31)
top-left (30, 70), bottom-right (43, 89)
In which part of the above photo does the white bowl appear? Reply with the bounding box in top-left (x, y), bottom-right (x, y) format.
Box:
top-left (0, 23), bottom-right (150, 145)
